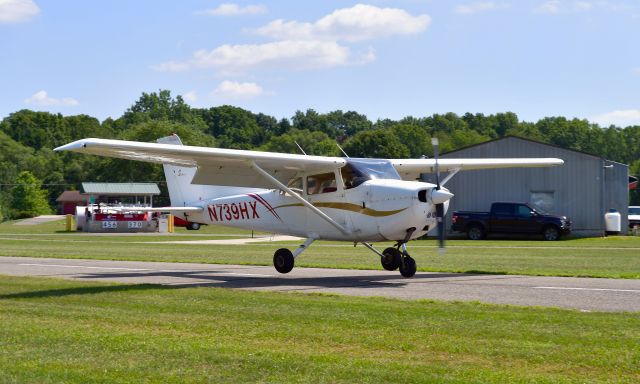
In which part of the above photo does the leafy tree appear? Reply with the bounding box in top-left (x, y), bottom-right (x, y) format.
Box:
top-left (10, 171), bottom-right (51, 218)
top-left (342, 130), bottom-right (410, 158)
top-left (198, 105), bottom-right (264, 149)
top-left (292, 109), bottom-right (328, 136)
top-left (259, 129), bottom-right (339, 156)
top-left (325, 110), bottom-right (372, 140)
top-left (390, 124), bottom-right (432, 158)
top-left (122, 90), bottom-right (200, 124)
top-left (505, 121), bottom-right (545, 141)
top-left (494, 112), bottom-right (520, 137)
top-left (426, 113), bottom-right (467, 135)
top-left (0, 110), bottom-right (67, 149)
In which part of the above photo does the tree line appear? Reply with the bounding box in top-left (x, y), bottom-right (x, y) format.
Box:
top-left (1, 89), bottom-right (639, 220)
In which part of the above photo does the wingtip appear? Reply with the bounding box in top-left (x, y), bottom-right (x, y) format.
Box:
top-left (54, 138), bottom-right (99, 152)
top-left (54, 140), bottom-right (86, 152)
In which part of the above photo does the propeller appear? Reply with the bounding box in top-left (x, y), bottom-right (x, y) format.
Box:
top-left (431, 137), bottom-right (446, 254)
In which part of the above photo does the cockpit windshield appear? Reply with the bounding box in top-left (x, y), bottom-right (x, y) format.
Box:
top-left (341, 159), bottom-right (401, 189)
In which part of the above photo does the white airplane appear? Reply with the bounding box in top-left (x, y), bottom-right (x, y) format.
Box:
top-left (55, 135), bottom-right (563, 278)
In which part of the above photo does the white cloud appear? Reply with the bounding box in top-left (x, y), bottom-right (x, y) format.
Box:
top-left (0, 0), bottom-right (39, 24)
top-left (199, 3), bottom-right (266, 16)
top-left (154, 4), bottom-right (427, 75)
top-left (154, 40), bottom-right (370, 73)
top-left (24, 90), bottom-right (79, 107)
top-left (211, 81), bottom-right (264, 99)
top-left (535, 0), bottom-right (561, 14)
top-left (255, 4), bottom-right (431, 42)
top-left (182, 91), bottom-right (197, 103)
top-left (454, 2), bottom-right (508, 15)
top-left (590, 109), bottom-right (640, 127)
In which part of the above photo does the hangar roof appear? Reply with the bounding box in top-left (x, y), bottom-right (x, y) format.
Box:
top-left (442, 135), bottom-right (618, 163)
top-left (81, 183), bottom-right (160, 196)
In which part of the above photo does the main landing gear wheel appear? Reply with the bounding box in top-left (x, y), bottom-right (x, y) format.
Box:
top-left (381, 247), bottom-right (401, 271)
top-left (399, 255), bottom-right (417, 278)
top-left (187, 222), bottom-right (201, 230)
top-left (273, 248), bottom-right (294, 274)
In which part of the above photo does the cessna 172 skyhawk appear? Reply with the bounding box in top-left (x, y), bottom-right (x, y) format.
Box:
top-left (55, 135), bottom-right (563, 278)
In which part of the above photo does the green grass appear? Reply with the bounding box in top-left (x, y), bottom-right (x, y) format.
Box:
top-left (1, 275), bottom-right (639, 383)
top-left (1, 218), bottom-right (640, 278)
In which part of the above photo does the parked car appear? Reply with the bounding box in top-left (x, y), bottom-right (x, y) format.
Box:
top-left (629, 206), bottom-right (640, 229)
top-left (451, 202), bottom-right (571, 241)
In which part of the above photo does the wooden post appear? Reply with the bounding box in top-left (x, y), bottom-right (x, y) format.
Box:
top-left (65, 214), bottom-right (73, 232)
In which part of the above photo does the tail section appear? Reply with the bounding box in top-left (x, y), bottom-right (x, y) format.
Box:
top-left (157, 135), bottom-right (260, 208)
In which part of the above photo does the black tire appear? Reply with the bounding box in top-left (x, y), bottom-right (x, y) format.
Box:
top-left (273, 248), bottom-right (294, 274)
top-left (467, 225), bottom-right (485, 240)
top-left (187, 222), bottom-right (201, 230)
top-left (399, 256), bottom-right (417, 278)
top-left (542, 226), bottom-right (560, 241)
top-left (381, 247), bottom-right (401, 271)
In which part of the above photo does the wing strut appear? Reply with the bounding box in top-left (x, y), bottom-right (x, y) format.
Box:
top-left (248, 161), bottom-right (351, 236)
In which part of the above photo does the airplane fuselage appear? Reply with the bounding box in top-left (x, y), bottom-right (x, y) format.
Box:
top-left (182, 179), bottom-right (447, 242)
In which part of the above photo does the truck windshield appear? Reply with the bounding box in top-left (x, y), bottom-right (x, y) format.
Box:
top-left (341, 159), bottom-right (401, 189)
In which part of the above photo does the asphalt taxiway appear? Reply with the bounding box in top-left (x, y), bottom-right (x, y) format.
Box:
top-left (1, 256), bottom-right (639, 312)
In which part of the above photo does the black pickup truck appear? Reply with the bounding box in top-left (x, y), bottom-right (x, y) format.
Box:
top-left (451, 202), bottom-right (571, 241)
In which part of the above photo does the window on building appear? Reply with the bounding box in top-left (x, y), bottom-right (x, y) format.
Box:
top-left (530, 191), bottom-right (555, 214)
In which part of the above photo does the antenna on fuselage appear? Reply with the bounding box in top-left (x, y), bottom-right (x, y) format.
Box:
top-left (336, 143), bottom-right (349, 158)
top-left (294, 141), bottom-right (307, 155)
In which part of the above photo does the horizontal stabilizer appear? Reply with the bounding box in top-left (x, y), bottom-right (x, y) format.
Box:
top-left (109, 206), bottom-right (203, 213)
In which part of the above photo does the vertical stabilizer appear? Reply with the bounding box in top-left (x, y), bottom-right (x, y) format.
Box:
top-left (157, 135), bottom-right (260, 209)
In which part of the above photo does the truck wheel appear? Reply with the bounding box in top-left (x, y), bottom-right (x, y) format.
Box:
top-left (467, 225), bottom-right (485, 240)
top-left (543, 226), bottom-right (560, 241)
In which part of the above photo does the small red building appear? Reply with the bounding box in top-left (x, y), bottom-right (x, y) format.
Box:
top-left (55, 190), bottom-right (90, 215)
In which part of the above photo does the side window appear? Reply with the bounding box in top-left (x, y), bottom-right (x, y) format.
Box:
top-left (307, 172), bottom-right (337, 195)
top-left (493, 204), bottom-right (513, 216)
top-left (516, 205), bottom-right (533, 217)
top-left (341, 164), bottom-right (367, 189)
top-left (287, 177), bottom-right (303, 194)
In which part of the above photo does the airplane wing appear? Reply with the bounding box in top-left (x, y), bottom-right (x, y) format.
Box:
top-left (54, 138), bottom-right (346, 188)
top-left (390, 158), bottom-right (564, 181)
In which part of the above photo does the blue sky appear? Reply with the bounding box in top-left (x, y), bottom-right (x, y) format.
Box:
top-left (1, 0), bottom-right (639, 126)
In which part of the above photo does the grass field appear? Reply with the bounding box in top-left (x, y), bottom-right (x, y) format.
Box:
top-left (1, 218), bottom-right (640, 278)
top-left (1, 275), bottom-right (639, 383)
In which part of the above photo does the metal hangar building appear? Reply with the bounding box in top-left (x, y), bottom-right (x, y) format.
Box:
top-left (432, 136), bottom-right (629, 237)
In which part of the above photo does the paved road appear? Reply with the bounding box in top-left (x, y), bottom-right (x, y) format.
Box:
top-left (1, 256), bottom-right (639, 312)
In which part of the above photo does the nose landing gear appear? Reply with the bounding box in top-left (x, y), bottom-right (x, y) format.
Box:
top-left (362, 228), bottom-right (418, 278)
top-left (398, 243), bottom-right (416, 278)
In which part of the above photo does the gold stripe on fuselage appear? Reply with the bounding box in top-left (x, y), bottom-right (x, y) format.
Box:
top-left (274, 202), bottom-right (406, 217)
